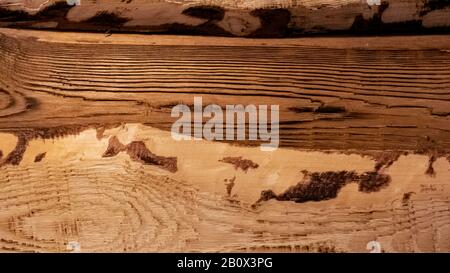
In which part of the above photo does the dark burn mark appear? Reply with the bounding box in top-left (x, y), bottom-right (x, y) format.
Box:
top-left (0, 1), bottom-right (128, 31)
top-left (103, 136), bottom-right (178, 173)
top-left (425, 155), bottom-right (437, 177)
top-left (34, 1), bottom-right (73, 19)
top-left (358, 171), bottom-right (390, 193)
top-left (420, 0), bottom-right (450, 16)
top-left (84, 11), bottom-right (130, 27)
top-left (255, 170), bottom-right (390, 205)
top-left (224, 176), bottom-right (236, 196)
top-left (0, 150), bottom-right (2, 160)
top-left (260, 171), bottom-right (359, 203)
top-left (402, 191), bottom-right (415, 205)
top-left (2, 1), bottom-right (450, 37)
top-left (0, 1), bottom-right (230, 36)
top-left (415, 136), bottom-right (447, 176)
top-left (349, 1), bottom-right (432, 35)
top-left (176, 6), bottom-right (227, 36)
top-left (350, 1), bottom-right (389, 33)
top-left (219, 156), bottom-right (259, 172)
top-left (0, 1), bottom-right (73, 28)
top-left (34, 152), bottom-right (46, 163)
top-left (0, 7), bottom-right (33, 21)
top-left (102, 136), bottom-right (125, 157)
top-left (182, 6), bottom-right (225, 21)
top-left (0, 133), bottom-right (29, 167)
top-left (250, 9), bottom-right (291, 38)
top-left (127, 141), bottom-right (177, 172)
top-left (371, 151), bottom-right (407, 172)
top-left (0, 124), bottom-right (121, 167)
top-left (0, 126), bottom-right (89, 167)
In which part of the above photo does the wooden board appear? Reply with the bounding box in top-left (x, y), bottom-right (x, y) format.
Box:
top-left (0, 28), bottom-right (450, 252)
top-left (1, 0), bottom-right (450, 37)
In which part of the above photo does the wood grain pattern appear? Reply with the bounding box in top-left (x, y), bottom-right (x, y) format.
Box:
top-left (0, 125), bottom-right (449, 252)
top-left (0, 28), bottom-right (449, 252)
top-left (1, 0), bottom-right (450, 37)
top-left (1, 28), bottom-right (450, 152)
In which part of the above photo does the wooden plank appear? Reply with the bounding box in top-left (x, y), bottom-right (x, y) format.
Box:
top-left (1, 0), bottom-right (450, 37)
top-left (1, 28), bottom-right (450, 152)
top-left (0, 28), bottom-right (449, 252)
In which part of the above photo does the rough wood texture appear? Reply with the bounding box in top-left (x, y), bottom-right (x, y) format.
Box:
top-left (1, 28), bottom-right (450, 153)
top-left (0, 125), bottom-right (449, 252)
top-left (1, 0), bottom-right (450, 37)
top-left (0, 28), bottom-right (449, 252)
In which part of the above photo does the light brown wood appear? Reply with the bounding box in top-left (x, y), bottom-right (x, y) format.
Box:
top-left (0, 28), bottom-right (449, 252)
top-left (0, 125), bottom-right (449, 252)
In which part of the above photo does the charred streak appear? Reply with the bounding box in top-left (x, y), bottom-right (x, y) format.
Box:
top-left (34, 152), bottom-right (46, 163)
top-left (0, 1), bottom-right (73, 29)
top-left (350, 1), bottom-right (389, 33)
top-left (127, 141), bottom-right (177, 173)
top-left (415, 136), bottom-right (447, 176)
top-left (0, 124), bottom-right (121, 167)
top-left (102, 136), bottom-right (125, 157)
top-left (425, 155), bottom-right (437, 177)
top-left (182, 6), bottom-right (225, 21)
top-left (0, 133), bottom-right (30, 167)
top-left (0, 1), bottom-right (73, 21)
top-left (83, 11), bottom-right (130, 27)
top-left (2, 1), bottom-right (450, 36)
top-left (358, 171), bottom-right (391, 193)
top-left (219, 156), bottom-right (259, 172)
top-left (402, 191), bottom-right (416, 205)
top-left (371, 151), bottom-right (408, 172)
top-left (174, 5), bottom-right (230, 36)
top-left (103, 136), bottom-right (178, 173)
top-left (314, 105), bottom-right (346, 114)
top-left (0, 7), bottom-right (33, 21)
top-left (225, 176), bottom-right (236, 196)
top-left (347, 1), bottom-right (450, 35)
top-left (249, 8), bottom-right (291, 38)
top-left (255, 170), bottom-right (390, 205)
top-left (420, 0), bottom-right (450, 16)
top-left (349, 2), bottom-right (430, 34)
